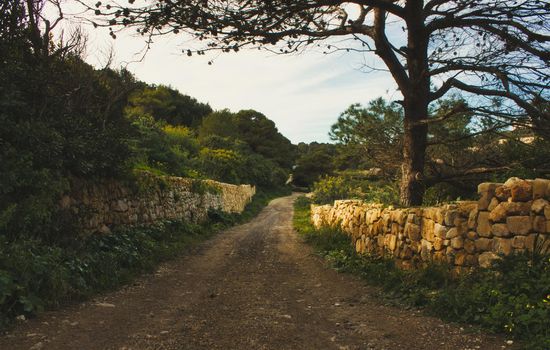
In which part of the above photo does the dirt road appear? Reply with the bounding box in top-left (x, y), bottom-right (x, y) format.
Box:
top-left (0, 195), bottom-right (513, 349)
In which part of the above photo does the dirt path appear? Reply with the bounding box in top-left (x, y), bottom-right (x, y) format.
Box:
top-left (1, 195), bottom-right (514, 350)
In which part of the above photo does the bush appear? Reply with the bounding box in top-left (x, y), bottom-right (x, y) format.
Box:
top-left (312, 174), bottom-right (399, 205)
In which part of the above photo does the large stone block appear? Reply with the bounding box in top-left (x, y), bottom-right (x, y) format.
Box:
top-left (491, 223), bottom-right (511, 237)
top-left (445, 227), bottom-right (460, 239)
top-left (493, 238), bottom-right (513, 255)
top-left (454, 251), bottom-right (467, 266)
top-left (495, 185), bottom-right (511, 201)
top-left (464, 239), bottom-right (476, 254)
top-left (512, 236), bottom-right (526, 249)
top-left (451, 237), bottom-right (464, 249)
top-left (532, 198), bottom-right (548, 215)
top-left (468, 208), bottom-right (478, 229)
top-left (434, 223), bottom-right (448, 239)
top-left (405, 223), bottom-right (421, 241)
top-left (479, 252), bottom-right (501, 268)
top-left (477, 211), bottom-right (492, 237)
top-left (487, 198), bottom-right (499, 211)
top-left (475, 238), bottom-right (493, 251)
top-left (510, 180), bottom-right (533, 202)
top-left (506, 216), bottom-right (532, 235)
top-left (533, 216), bottom-right (546, 233)
top-left (433, 237), bottom-right (445, 251)
top-left (444, 210), bottom-right (458, 226)
top-left (420, 239), bottom-right (433, 261)
top-left (532, 178), bottom-right (550, 199)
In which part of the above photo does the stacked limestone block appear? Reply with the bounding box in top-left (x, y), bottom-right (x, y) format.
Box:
top-left (475, 178), bottom-right (550, 267)
top-left (311, 200), bottom-right (476, 268)
top-left (310, 177), bottom-right (550, 269)
top-left (60, 172), bottom-right (255, 234)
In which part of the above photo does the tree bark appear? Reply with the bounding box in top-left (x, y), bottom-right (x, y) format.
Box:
top-left (400, 98), bottom-right (429, 206)
top-left (399, 0), bottom-right (430, 207)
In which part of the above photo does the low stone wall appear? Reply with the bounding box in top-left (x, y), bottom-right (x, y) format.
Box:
top-left (311, 178), bottom-right (550, 269)
top-left (60, 172), bottom-right (255, 234)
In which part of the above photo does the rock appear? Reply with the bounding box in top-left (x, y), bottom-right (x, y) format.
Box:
top-left (495, 185), bottom-right (511, 201)
top-left (405, 223), bottom-right (421, 242)
top-left (29, 342), bottom-right (44, 350)
top-left (533, 216), bottom-right (546, 233)
top-left (454, 251), bottom-right (467, 266)
top-left (444, 210), bottom-right (458, 226)
top-left (468, 208), bottom-right (478, 229)
top-left (112, 199), bottom-right (129, 212)
top-left (466, 231), bottom-right (478, 240)
top-left (475, 238), bottom-right (494, 252)
top-left (422, 218), bottom-right (435, 241)
top-left (491, 223), bottom-right (511, 237)
top-left (464, 240), bottom-right (476, 254)
top-left (487, 197), bottom-right (499, 211)
top-left (490, 202), bottom-right (531, 223)
top-left (451, 237), bottom-right (464, 249)
top-left (433, 237), bottom-right (445, 251)
top-left (493, 238), bottom-right (513, 255)
top-left (477, 212), bottom-right (492, 237)
top-left (532, 178), bottom-right (550, 199)
top-left (503, 177), bottom-right (522, 188)
top-left (546, 205), bottom-right (550, 220)
top-left (478, 252), bottom-right (501, 268)
top-left (506, 216), bottom-right (532, 235)
top-left (420, 240), bottom-right (433, 260)
top-left (489, 203), bottom-right (508, 223)
top-left (510, 180), bottom-right (532, 202)
top-left (445, 227), bottom-right (460, 240)
top-left (98, 225), bottom-right (111, 235)
top-left (95, 302), bottom-right (115, 308)
top-left (532, 198), bottom-right (548, 215)
top-left (434, 223), bottom-right (448, 239)
top-left (478, 182), bottom-right (500, 194)
top-left (512, 236), bottom-right (526, 249)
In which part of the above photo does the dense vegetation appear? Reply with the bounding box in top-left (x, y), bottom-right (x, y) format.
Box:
top-left (294, 97), bottom-right (550, 206)
top-left (0, 0), bottom-right (293, 327)
top-left (0, 0), bottom-right (295, 244)
top-left (294, 197), bottom-right (550, 349)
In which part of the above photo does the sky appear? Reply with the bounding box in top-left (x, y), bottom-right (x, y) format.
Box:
top-left (49, 3), bottom-right (399, 144)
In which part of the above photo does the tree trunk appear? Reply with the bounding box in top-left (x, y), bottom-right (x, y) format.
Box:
top-left (400, 98), bottom-right (429, 206)
top-left (399, 1), bottom-right (430, 207)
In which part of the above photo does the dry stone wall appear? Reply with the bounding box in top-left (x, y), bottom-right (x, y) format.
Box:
top-left (60, 172), bottom-right (255, 234)
top-left (311, 177), bottom-right (550, 269)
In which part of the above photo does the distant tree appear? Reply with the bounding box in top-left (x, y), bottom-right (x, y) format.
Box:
top-left (330, 98), bottom-right (403, 177)
top-left (293, 142), bottom-right (338, 188)
top-left (233, 110), bottom-right (296, 169)
top-left (331, 96), bottom-right (550, 202)
top-left (198, 110), bottom-right (239, 140)
top-left (126, 85), bottom-right (212, 127)
top-left (89, 0), bottom-right (549, 205)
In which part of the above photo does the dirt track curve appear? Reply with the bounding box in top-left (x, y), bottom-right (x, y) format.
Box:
top-left (0, 195), bottom-right (514, 350)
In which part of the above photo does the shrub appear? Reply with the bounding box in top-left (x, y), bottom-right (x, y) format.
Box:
top-left (312, 174), bottom-right (399, 205)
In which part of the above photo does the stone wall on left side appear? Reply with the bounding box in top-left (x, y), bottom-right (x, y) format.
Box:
top-left (59, 172), bottom-right (256, 234)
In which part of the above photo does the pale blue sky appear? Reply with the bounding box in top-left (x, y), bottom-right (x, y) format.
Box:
top-left (49, 3), bottom-right (400, 144)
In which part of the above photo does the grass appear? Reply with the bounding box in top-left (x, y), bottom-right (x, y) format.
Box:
top-left (293, 196), bottom-right (550, 350)
top-left (0, 186), bottom-right (289, 329)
